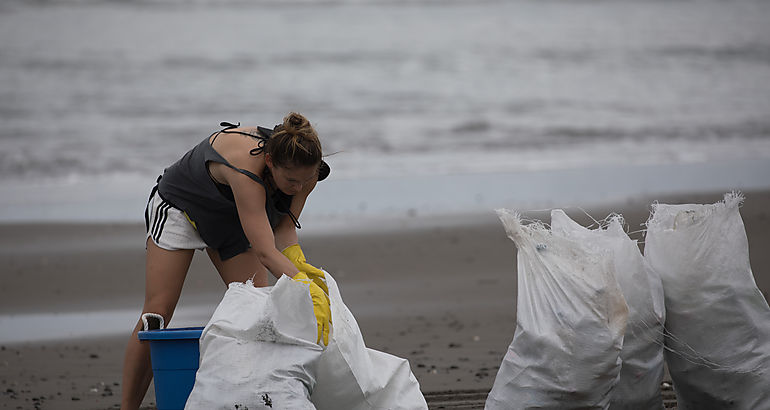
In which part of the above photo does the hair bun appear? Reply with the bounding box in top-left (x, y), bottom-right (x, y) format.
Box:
top-left (265, 112), bottom-right (322, 168)
top-left (284, 112), bottom-right (308, 135)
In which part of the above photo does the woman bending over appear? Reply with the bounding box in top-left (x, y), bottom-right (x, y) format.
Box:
top-left (121, 112), bottom-right (331, 410)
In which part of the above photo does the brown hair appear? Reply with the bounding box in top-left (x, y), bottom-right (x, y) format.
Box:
top-left (264, 112), bottom-right (322, 168)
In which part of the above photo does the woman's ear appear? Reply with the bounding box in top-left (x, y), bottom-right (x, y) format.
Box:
top-left (265, 153), bottom-right (273, 169)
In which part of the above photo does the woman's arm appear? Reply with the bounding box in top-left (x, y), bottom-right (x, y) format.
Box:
top-left (226, 170), bottom-right (300, 279)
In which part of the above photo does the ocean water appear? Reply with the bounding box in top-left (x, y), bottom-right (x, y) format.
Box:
top-left (1, 0), bottom-right (770, 223)
top-left (2, 0), bottom-right (770, 343)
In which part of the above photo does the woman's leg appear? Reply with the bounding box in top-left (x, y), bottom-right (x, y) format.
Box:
top-left (121, 239), bottom-right (195, 410)
top-left (207, 247), bottom-right (269, 287)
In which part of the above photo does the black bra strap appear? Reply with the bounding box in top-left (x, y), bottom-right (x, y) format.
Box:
top-left (287, 210), bottom-right (301, 229)
top-left (210, 122), bottom-right (271, 155)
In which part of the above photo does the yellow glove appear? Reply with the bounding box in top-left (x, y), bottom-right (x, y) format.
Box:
top-left (292, 272), bottom-right (331, 346)
top-left (282, 244), bottom-right (328, 295)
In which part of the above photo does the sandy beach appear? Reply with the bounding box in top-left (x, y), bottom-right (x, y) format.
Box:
top-left (1, 190), bottom-right (768, 410)
top-left (2, 0), bottom-right (769, 408)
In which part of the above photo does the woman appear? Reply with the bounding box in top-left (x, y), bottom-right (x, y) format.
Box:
top-left (121, 112), bottom-right (331, 410)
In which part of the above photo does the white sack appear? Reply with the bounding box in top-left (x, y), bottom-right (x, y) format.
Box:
top-left (486, 210), bottom-right (628, 410)
top-left (644, 192), bottom-right (770, 410)
top-left (186, 272), bottom-right (428, 410)
top-left (186, 276), bottom-right (322, 410)
top-left (551, 210), bottom-right (665, 410)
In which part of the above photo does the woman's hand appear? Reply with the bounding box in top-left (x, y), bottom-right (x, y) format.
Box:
top-left (292, 272), bottom-right (331, 346)
top-left (282, 244), bottom-right (328, 295)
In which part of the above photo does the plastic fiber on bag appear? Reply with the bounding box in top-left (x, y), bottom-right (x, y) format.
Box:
top-left (551, 210), bottom-right (665, 410)
top-left (486, 210), bottom-right (628, 410)
top-left (311, 273), bottom-right (427, 410)
top-left (185, 272), bottom-right (427, 410)
top-left (185, 276), bottom-right (323, 410)
top-left (644, 192), bottom-right (770, 410)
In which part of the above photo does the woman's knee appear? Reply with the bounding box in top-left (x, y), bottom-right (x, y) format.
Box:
top-left (140, 297), bottom-right (177, 323)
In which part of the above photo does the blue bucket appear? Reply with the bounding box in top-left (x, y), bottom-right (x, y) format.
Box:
top-left (138, 327), bottom-right (204, 410)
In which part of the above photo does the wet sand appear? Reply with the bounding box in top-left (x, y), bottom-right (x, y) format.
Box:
top-left (1, 190), bottom-right (768, 409)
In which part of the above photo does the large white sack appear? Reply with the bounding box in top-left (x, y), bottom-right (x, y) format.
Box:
top-left (312, 273), bottom-right (427, 410)
top-left (186, 276), bottom-right (323, 410)
top-left (186, 272), bottom-right (428, 410)
top-left (645, 193), bottom-right (770, 410)
top-left (551, 210), bottom-right (665, 410)
top-left (486, 210), bottom-right (628, 410)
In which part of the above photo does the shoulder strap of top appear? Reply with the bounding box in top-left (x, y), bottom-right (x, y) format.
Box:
top-left (212, 157), bottom-right (268, 189)
top-left (212, 156), bottom-right (267, 189)
top-left (205, 122), bottom-right (268, 188)
top-left (230, 166), bottom-right (266, 187)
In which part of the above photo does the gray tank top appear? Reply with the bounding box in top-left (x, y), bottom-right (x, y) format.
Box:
top-left (155, 123), bottom-right (327, 260)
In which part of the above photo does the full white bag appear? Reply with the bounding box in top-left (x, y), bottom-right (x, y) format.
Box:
top-left (644, 192), bottom-right (770, 410)
top-left (486, 210), bottom-right (628, 410)
top-left (186, 272), bottom-right (428, 410)
top-left (550, 210), bottom-right (665, 410)
top-left (185, 276), bottom-right (322, 409)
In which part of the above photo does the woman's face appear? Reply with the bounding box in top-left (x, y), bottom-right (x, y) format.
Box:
top-left (267, 160), bottom-right (318, 196)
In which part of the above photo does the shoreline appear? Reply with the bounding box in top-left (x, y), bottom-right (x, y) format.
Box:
top-left (2, 156), bottom-right (769, 226)
top-left (1, 190), bottom-right (768, 409)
